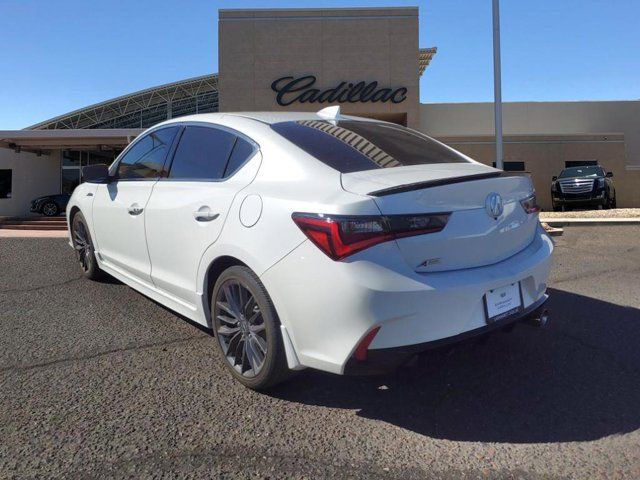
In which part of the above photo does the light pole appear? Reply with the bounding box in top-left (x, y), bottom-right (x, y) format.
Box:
top-left (492, 0), bottom-right (504, 170)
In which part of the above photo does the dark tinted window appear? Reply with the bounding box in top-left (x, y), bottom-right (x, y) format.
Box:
top-left (271, 120), bottom-right (469, 173)
top-left (565, 160), bottom-right (597, 168)
top-left (116, 127), bottom-right (179, 179)
top-left (0, 169), bottom-right (11, 199)
top-left (492, 161), bottom-right (525, 172)
top-left (224, 137), bottom-right (256, 177)
top-left (169, 126), bottom-right (236, 180)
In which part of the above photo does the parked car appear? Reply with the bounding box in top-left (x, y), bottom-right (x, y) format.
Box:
top-left (30, 193), bottom-right (70, 216)
top-left (67, 109), bottom-right (553, 389)
top-left (551, 165), bottom-right (616, 211)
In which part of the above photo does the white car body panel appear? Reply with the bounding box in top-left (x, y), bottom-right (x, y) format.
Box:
top-left (92, 181), bottom-right (156, 283)
top-left (145, 150), bottom-right (262, 307)
top-left (67, 111), bottom-right (554, 376)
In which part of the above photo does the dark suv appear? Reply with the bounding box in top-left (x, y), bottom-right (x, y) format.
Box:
top-left (551, 165), bottom-right (616, 211)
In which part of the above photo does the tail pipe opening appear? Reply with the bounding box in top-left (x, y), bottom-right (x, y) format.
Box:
top-left (526, 309), bottom-right (550, 328)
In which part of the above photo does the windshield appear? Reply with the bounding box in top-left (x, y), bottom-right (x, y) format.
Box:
top-left (271, 120), bottom-right (470, 173)
top-left (559, 166), bottom-right (604, 178)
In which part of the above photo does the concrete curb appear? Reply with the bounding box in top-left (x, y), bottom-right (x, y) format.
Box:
top-left (540, 217), bottom-right (640, 226)
top-left (0, 230), bottom-right (68, 238)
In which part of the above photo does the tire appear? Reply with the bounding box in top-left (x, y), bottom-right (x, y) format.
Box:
top-left (211, 266), bottom-right (290, 390)
top-left (71, 212), bottom-right (104, 280)
top-left (42, 202), bottom-right (59, 217)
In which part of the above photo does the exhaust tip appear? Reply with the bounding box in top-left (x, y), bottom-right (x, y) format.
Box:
top-left (530, 309), bottom-right (550, 328)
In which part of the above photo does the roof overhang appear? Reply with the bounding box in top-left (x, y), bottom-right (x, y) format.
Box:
top-left (0, 129), bottom-right (143, 153)
top-left (419, 47), bottom-right (437, 76)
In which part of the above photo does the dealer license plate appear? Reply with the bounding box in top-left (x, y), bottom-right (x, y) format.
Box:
top-left (484, 282), bottom-right (522, 323)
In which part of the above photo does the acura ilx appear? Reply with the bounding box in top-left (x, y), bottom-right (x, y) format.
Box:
top-left (68, 107), bottom-right (553, 389)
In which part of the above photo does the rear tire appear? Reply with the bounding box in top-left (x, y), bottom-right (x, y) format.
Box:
top-left (211, 266), bottom-right (290, 390)
top-left (71, 212), bottom-right (104, 280)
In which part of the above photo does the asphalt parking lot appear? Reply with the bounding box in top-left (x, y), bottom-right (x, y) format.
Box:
top-left (1, 226), bottom-right (640, 479)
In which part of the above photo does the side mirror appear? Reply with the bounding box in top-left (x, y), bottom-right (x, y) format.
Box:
top-left (82, 164), bottom-right (111, 184)
top-left (606, 171), bottom-right (613, 178)
top-left (552, 176), bottom-right (558, 181)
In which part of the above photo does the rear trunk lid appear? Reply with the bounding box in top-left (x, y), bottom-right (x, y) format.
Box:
top-left (342, 164), bottom-right (539, 272)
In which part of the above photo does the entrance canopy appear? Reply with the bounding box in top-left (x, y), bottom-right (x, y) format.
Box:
top-left (0, 129), bottom-right (142, 154)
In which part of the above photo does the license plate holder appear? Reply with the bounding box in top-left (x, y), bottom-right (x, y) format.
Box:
top-left (484, 282), bottom-right (523, 323)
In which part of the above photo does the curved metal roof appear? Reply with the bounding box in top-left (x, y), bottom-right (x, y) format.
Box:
top-left (29, 49), bottom-right (436, 131)
top-left (29, 74), bottom-right (219, 130)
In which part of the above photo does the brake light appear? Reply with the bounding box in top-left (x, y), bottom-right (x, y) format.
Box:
top-left (292, 212), bottom-right (450, 260)
top-left (520, 194), bottom-right (540, 214)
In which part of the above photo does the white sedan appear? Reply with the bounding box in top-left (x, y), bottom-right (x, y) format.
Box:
top-left (68, 108), bottom-right (553, 389)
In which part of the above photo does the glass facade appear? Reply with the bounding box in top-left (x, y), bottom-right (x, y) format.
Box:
top-left (61, 150), bottom-right (121, 194)
top-left (0, 169), bottom-right (11, 199)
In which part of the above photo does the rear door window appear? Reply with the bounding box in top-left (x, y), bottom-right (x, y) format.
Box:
top-left (169, 126), bottom-right (236, 180)
top-left (271, 120), bottom-right (470, 173)
top-left (224, 137), bottom-right (256, 178)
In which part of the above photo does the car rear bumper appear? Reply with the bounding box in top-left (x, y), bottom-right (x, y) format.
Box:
top-left (261, 224), bottom-right (554, 375)
top-left (343, 294), bottom-right (549, 374)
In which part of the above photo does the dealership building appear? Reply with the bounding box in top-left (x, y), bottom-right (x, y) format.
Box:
top-left (1, 6), bottom-right (639, 217)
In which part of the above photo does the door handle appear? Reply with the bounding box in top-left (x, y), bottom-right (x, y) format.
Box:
top-left (193, 207), bottom-right (219, 222)
top-left (128, 204), bottom-right (144, 216)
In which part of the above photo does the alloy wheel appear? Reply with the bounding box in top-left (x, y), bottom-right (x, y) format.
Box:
top-left (215, 280), bottom-right (267, 378)
top-left (73, 220), bottom-right (93, 272)
top-left (42, 203), bottom-right (57, 216)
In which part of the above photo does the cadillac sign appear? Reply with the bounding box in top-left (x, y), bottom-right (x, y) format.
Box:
top-left (271, 75), bottom-right (408, 106)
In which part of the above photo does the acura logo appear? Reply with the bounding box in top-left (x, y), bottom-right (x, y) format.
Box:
top-left (485, 192), bottom-right (504, 219)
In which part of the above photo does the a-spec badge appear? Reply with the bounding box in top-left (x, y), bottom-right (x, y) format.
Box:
top-left (485, 192), bottom-right (504, 219)
top-left (418, 257), bottom-right (442, 268)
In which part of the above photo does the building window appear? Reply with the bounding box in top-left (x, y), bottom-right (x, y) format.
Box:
top-left (492, 161), bottom-right (526, 172)
top-left (0, 169), bottom-right (12, 199)
top-left (565, 160), bottom-right (597, 168)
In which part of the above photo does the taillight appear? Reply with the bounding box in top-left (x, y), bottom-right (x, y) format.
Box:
top-left (292, 212), bottom-right (450, 260)
top-left (520, 194), bottom-right (540, 214)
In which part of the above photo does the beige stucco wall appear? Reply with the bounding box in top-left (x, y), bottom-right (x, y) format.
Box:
top-left (0, 148), bottom-right (60, 217)
top-left (436, 134), bottom-right (640, 210)
top-left (421, 101), bottom-right (640, 167)
top-left (219, 8), bottom-right (420, 127)
top-left (421, 101), bottom-right (640, 208)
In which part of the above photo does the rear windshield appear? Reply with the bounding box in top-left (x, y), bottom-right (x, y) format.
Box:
top-left (270, 120), bottom-right (470, 173)
top-left (559, 166), bottom-right (604, 178)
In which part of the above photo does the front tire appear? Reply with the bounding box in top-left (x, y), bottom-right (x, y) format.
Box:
top-left (42, 202), bottom-right (59, 217)
top-left (211, 266), bottom-right (289, 390)
top-left (71, 212), bottom-right (104, 280)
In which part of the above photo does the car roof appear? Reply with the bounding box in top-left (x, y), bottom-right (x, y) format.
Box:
top-left (156, 111), bottom-right (379, 127)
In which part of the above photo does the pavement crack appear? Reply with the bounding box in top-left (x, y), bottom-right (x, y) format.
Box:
top-left (0, 334), bottom-right (208, 374)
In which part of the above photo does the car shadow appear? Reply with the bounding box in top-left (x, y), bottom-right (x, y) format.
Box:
top-left (267, 288), bottom-right (640, 443)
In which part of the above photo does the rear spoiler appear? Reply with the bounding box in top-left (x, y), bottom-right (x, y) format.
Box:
top-left (369, 171), bottom-right (527, 197)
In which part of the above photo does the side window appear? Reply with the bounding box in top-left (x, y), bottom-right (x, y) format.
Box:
top-left (116, 126), bottom-right (179, 180)
top-left (169, 126), bottom-right (236, 180)
top-left (224, 137), bottom-right (256, 178)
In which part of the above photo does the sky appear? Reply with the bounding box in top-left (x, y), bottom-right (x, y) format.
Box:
top-left (0, 0), bottom-right (638, 129)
